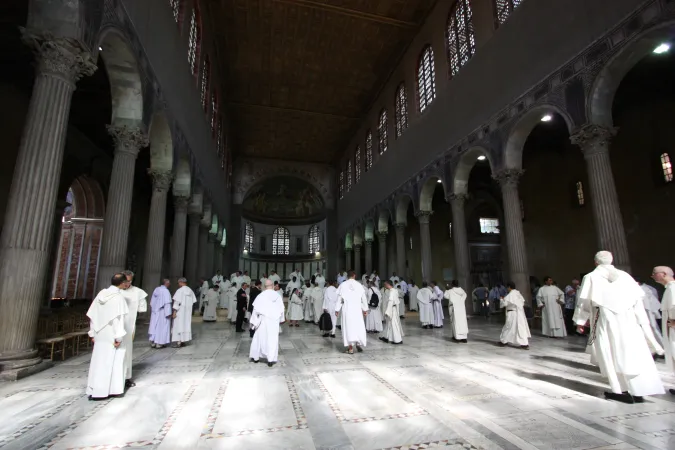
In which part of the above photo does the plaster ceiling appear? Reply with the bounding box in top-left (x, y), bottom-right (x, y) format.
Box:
top-left (204, 0), bottom-right (439, 163)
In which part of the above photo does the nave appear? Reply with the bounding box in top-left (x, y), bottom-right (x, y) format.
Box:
top-left (1, 317), bottom-right (674, 450)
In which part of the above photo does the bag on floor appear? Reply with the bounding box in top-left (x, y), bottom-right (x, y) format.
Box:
top-left (319, 312), bottom-right (332, 331)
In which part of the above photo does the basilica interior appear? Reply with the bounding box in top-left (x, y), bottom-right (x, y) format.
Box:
top-left (1, 0), bottom-right (675, 449)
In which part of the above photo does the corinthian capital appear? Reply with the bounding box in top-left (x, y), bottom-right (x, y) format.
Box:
top-left (148, 169), bottom-right (174, 193)
top-left (493, 169), bottom-right (524, 188)
top-left (174, 195), bottom-right (190, 213)
top-left (570, 124), bottom-right (617, 158)
top-left (21, 29), bottom-right (97, 83)
top-left (415, 210), bottom-right (433, 224)
top-left (107, 125), bottom-right (149, 156)
top-left (448, 193), bottom-right (469, 204)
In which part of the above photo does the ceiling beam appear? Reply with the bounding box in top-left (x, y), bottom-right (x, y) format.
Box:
top-left (229, 102), bottom-right (362, 120)
top-left (270, 0), bottom-right (418, 29)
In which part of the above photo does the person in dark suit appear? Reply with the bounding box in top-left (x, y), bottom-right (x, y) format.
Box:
top-left (235, 282), bottom-right (249, 332)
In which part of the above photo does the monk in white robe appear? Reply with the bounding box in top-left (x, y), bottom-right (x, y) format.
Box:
top-left (203, 285), bottom-right (219, 322)
top-left (396, 284), bottom-right (406, 318)
top-left (574, 252), bottom-right (664, 403)
top-left (499, 282), bottom-right (531, 349)
top-left (148, 279), bottom-right (172, 348)
top-left (120, 270), bottom-right (147, 387)
top-left (172, 278), bottom-right (197, 346)
top-left (287, 288), bottom-right (304, 326)
top-left (269, 271), bottom-right (281, 285)
top-left (417, 283), bottom-right (434, 328)
top-left (651, 266), bottom-right (675, 395)
top-left (315, 272), bottom-right (326, 289)
top-left (408, 281), bottom-right (419, 312)
top-left (302, 283), bottom-right (314, 322)
top-left (198, 278), bottom-right (210, 312)
top-left (285, 276), bottom-right (302, 296)
top-left (381, 281), bottom-right (403, 344)
top-left (536, 277), bottom-right (567, 337)
top-left (212, 270), bottom-right (224, 286)
top-left (365, 283), bottom-right (383, 333)
top-left (335, 272), bottom-right (368, 353)
top-left (290, 268), bottom-right (305, 285)
top-left (312, 283), bottom-right (324, 324)
top-left (86, 274), bottom-right (128, 400)
top-left (322, 282), bottom-right (338, 337)
top-left (444, 280), bottom-right (468, 342)
top-left (637, 279), bottom-right (664, 349)
top-left (430, 282), bottom-right (444, 328)
top-left (250, 281), bottom-right (285, 367)
top-left (227, 283), bottom-right (238, 323)
top-left (218, 278), bottom-right (231, 309)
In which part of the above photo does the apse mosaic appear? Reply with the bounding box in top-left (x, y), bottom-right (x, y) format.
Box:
top-left (242, 176), bottom-right (325, 219)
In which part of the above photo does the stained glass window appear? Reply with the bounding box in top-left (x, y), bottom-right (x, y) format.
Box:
top-left (576, 181), bottom-right (585, 205)
top-left (169, 0), bottom-right (184, 26)
top-left (347, 160), bottom-right (353, 192)
top-left (272, 227), bottom-right (290, 255)
top-left (446, 0), bottom-right (476, 78)
top-left (200, 57), bottom-right (210, 111)
top-left (365, 130), bottom-right (373, 171)
top-left (378, 109), bottom-right (388, 155)
top-left (493, 0), bottom-right (522, 28)
top-left (188, 6), bottom-right (201, 75)
top-left (308, 225), bottom-right (320, 253)
top-left (417, 46), bottom-right (436, 112)
top-left (661, 153), bottom-right (673, 182)
top-left (479, 218), bottom-right (500, 234)
top-left (244, 222), bottom-right (254, 252)
top-left (395, 83), bottom-right (408, 137)
top-left (355, 146), bottom-right (362, 183)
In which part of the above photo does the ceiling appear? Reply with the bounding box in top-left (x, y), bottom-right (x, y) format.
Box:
top-left (204, 0), bottom-right (439, 164)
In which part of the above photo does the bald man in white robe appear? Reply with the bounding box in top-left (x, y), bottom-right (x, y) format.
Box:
top-left (335, 271), bottom-right (368, 353)
top-left (651, 266), bottom-right (675, 396)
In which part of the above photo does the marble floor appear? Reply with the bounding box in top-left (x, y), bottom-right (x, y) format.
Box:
top-left (2, 312), bottom-right (675, 450)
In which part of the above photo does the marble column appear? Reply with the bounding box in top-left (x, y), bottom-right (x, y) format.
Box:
top-left (345, 247), bottom-right (353, 271)
top-left (570, 124), bottom-right (630, 271)
top-left (185, 213), bottom-right (201, 285)
top-left (353, 244), bottom-right (362, 277)
top-left (206, 233), bottom-right (216, 279)
top-left (213, 237), bottom-right (223, 273)
top-left (365, 240), bottom-right (373, 274)
top-left (197, 224), bottom-right (209, 281)
top-left (417, 212), bottom-right (433, 282)
top-left (97, 126), bottom-right (149, 291)
top-left (377, 231), bottom-right (388, 276)
top-left (394, 223), bottom-right (406, 280)
top-left (449, 194), bottom-right (472, 295)
top-left (494, 169), bottom-right (530, 301)
top-left (0, 32), bottom-right (96, 377)
top-left (169, 195), bottom-right (189, 287)
top-left (142, 170), bottom-right (173, 293)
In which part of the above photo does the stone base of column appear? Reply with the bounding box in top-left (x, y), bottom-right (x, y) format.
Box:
top-left (97, 265), bottom-right (122, 290)
top-left (512, 271), bottom-right (531, 304)
top-left (0, 359), bottom-right (52, 381)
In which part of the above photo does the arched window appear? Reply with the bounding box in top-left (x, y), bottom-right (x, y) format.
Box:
top-left (417, 46), bottom-right (436, 113)
top-left (188, 5), bottom-right (201, 76)
top-left (355, 146), bottom-right (362, 183)
top-left (244, 222), bottom-right (254, 252)
top-left (200, 56), bottom-right (210, 111)
top-left (365, 130), bottom-right (373, 171)
top-left (576, 181), bottom-right (585, 206)
top-left (210, 91), bottom-right (218, 136)
top-left (272, 227), bottom-right (290, 255)
top-left (661, 153), bottom-right (673, 182)
top-left (493, 0), bottom-right (522, 28)
top-left (395, 83), bottom-right (408, 137)
top-left (339, 170), bottom-right (344, 200)
top-left (308, 225), bottom-right (320, 253)
top-left (169, 0), bottom-right (184, 26)
top-left (378, 109), bottom-right (388, 155)
top-left (446, 0), bottom-right (475, 78)
top-left (347, 160), bottom-right (353, 192)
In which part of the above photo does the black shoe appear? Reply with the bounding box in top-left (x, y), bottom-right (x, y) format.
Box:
top-left (498, 342), bottom-right (507, 347)
top-left (461, 339), bottom-right (468, 343)
top-left (669, 388), bottom-right (675, 395)
top-left (322, 333), bottom-right (329, 337)
top-left (250, 358), bottom-right (259, 363)
top-left (356, 345), bottom-right (363, 352)
top-left (125, 379), bottom-right (136, 389)
top-left (268, 362), bottom-right (276, 367)
top-left (88, 395), bottom-right (108, 401)
top-left (452, 338), bottom-right (460, 343)
top-left (330, 334), bottom-right (336, 338)
top-left (633, 396), bottom-right (644, 403)
top-left (336, 325), bottom-right (341, 330)
top-left (391, 341), bottom-right (402, 345)
top-left (520, 345), bottom-right (529, 350)
top-left (653, 353), bottom-right (665, 360)
top-left (604, 391), bottom-right (634, 404)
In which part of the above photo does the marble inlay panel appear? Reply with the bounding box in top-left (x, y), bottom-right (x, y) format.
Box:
top-left (202, 428), bottom-right (316, 449)
top-left (342, 415), bottom-right (461, 450)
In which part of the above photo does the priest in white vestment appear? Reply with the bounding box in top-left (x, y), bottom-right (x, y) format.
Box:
top-left (637, 278), bottom-right (664, 349)
top-left (365, 282), bottom-right (383, 333)
top-left (390, 273), bottom-right (400, 284)
top-left (242, 271), bottom-right (252, 294)
top-left (290, 268), bottom-right (305, 285)
top-left (302, 282), bottom-right (314, 322)
top-left (269, 271), bottom-right (281, 285)
top-left (285, 275), bottom-right (302, 296)
top-left (444, 280), bottom-right (468, 342)
top-left (574, 251), bottom-right (664, 403)
top-left (536, 277), bottom-right (567, 337)
top-left (381, 281), bottom-right (403, 344)
top-left (199, 278), bottom-right (210, 312)
top-left (212, 270), bottom-right (224, 286)
top-left (337, 272), bottom-right (347, 285)
top-left (651, 266), bottom-right (675, 395)
top-left (87, 273), bottom-right (129, 400)
top-left (312, 283), bottom-right (324, 325)
top-left (499, 282), bottom-right (531, 349)
top-left (408, 281), bottom-right (419, 312)
top-left (315, 271), bottom-right (326, 289)
top-left (417, 283), bottom-right (434, 328)
top-left (430, 282), bottom-right (444, 328)
top-left (218, 278), bottom-right (231, 309)
top-left (396, 284), bottom-right (406, 318)
top-left (203, 284), bottom-right (219, 322)
top-left (249, 280), bottom-right (286, 367)
top-left (148, 279), bottom-right (172, 348)
top-left (172, 278), bottom-right (197, 347)
top-left (121, 270), bottom-right (147, 387)
top-left (335, 272), bottom-right (368, 353)
top-left (287, 288), bottom-right (304, 326)
top-left (322, 281), bottom-right (338, 337)
top-left (227, 282), bottom-right (239, 323)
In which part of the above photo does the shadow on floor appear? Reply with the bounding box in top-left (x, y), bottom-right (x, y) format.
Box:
top-left (529, 354), bottom-right (600, 373)
top-left (512, 368), bottom-right (604, 398)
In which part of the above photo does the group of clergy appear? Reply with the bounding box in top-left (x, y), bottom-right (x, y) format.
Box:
top-left (86, 271), bottom-right (197, 400)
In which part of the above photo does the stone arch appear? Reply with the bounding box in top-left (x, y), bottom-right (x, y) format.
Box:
top-left (377, 208), bottom-right (391, 233)
top-left (588, 21), bottom-right (675, 127)
top-left (504, 104), bottom-right (575, 170)
top-left (149, 110), bottom-right (173, 172)
top-left (345, 232), bottom-right (353, 249)
top-left (364, 219), bottom-right (375, 241)
top-left (353, 226), bottom-right (364, 246)
top-left (395, 193), bottom-right (414, 225)
top-left (69, 175), bottom-right (106, 219)
top-left (419, 174), bottom-right (445, 212)
top-left (97, 27), bottom-right (144, 127)
top-left (452, 146), bottom-right (495, 195)
top-left (174, 157), bottom-right (192, 198)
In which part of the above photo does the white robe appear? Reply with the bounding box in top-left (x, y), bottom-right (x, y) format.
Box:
top-left (86, 286), bottom-right (128, 398)
top-left (500, 290), bottom-right (531, 346)
top-left (212, 274), bottom-right (224, 286)
top-left (432, 286), bottom-right (445, 327)
top-left (365, 287), bottom-right (383, 332)
top-left (315, 275), bottom-right (326, 289)
top-left (218, 280), bottom-right (231, 308)
top-left (397, 288), bottom-right (406, 317)
top-left (203, 290), bottom-right (219, 321)
top-left (335, 279), bottom-right (368, 347)
top-left (287, 292), bottom-right (304, 321)
top-left (249, 290), bottom-right (285, 363)
top-left (199, 281), bottom-right (210, 310)
top-left (640, 284), bottom-right (664, 348)
top-left (172, 286), bottom-right (196, 343)
top-left (661, 281), bottom-right (675, 374)
top-left (120, 285), bottom-right (147, 380)
top-left (302, 288), bottom-right (314, 321)
top-left (383, 289), bottom-right (403, 343)
top-left (390, 276), bottom-right (400, 284)
top-left (408, 285), bottom-right (419, 311)
top-left (574, 265), bottom-right (664, 396)
top-left (312, 287), bottom-right (324, 324)
top-left (269, 273), bottom-right (281, 285)
top-left (227, 287), bottom-right (238, 322)
top-left (286, 278), bottom-right (302, 296)
top-left (323, 286), bottom-right (338, 333)
top-left (417, 287), bottom-right (434, 325)
top-left (444, 288), bottom-right (468, 340)
top-left (290, 271), bottom-right (305, 284)
top-left (536, 285), bottom-right (567, 337)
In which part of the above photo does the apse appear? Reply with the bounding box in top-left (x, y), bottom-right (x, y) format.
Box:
top-left (242, 176), bottom-right (326, 225)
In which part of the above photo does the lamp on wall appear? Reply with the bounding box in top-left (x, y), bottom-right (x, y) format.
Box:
top-left (540, 114), bottom-right (553, 122)
top-left (243, 249), bottom-right (248, 254)
top-left (315, 251), bottom-right (321, 256)
top-left (477, 155), bottom-right (486, 161)
top-left (653, 43), bottom-right (671, 54)
top-left (436, 179), bottom-right (442, 184)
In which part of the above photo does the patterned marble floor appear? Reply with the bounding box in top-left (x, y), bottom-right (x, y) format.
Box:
top-left (1, 312), bottom-right (675, 450)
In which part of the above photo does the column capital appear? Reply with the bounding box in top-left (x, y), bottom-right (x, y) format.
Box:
top-left (174, 195), bottom-right (190, 213)
top-left (148, 169), bottom-right (174, 193)
top-left (377, 230), bottom-right (388, 240)
top-left (365, 239), bottom-right (373, 246)
top-left (107, 125), bottom-right (149, 156)
top-left (448, 193), bottom-right (469, 204)
top-left (394, 222), bottom-right (406, 230)
top-left (493, 169), bottom-right (524, 188)
top-left (415, 210), bottom-right (433, 224)
top-left (345, 246), bottom-right (353, 252)
top-left (353, 243), bottom-right (362, 249)
top-left (21, 28), bottom-right (97, 83)
top-left (570, 124), bottom-right (618, 158)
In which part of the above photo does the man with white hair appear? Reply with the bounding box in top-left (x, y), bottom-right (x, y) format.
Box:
top-left (574, 251), bottom-right (664, 403)
top-left (651, 266), bottom-right (675, 395)
top-left (172, 278), bottom-right (197, 347)
top-left (249, 279), bottom-right (285, 367)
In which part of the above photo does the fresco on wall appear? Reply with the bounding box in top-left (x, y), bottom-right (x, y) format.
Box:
top-left (243, 176), bottom-right (325, 220)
